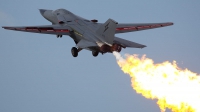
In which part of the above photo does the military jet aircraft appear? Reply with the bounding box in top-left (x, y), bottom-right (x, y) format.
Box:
top-left (2, 9), bottom-right (173, 57)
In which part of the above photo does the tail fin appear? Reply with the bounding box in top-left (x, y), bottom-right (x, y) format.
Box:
top-left (96, 19), bottom-right (118, 45)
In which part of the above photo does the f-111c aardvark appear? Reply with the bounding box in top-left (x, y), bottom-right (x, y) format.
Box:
top-left (2, 9), bottom-right (173, 57)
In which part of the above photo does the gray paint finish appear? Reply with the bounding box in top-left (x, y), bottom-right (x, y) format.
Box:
top-left (1, 1), bottom-right (200, 112)
top-left (2, 8), bottom-right (173, 57)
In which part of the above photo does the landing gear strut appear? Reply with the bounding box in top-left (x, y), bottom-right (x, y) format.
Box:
top-left (71, 47), bottom-right (78, 57)
top-left (57, 35), bottom-right (62, 38)
top-left (92, 51), bottom-right (99, 57)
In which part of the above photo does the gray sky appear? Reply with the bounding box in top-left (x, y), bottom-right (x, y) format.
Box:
top-left (0, 0), bottom-right (200, 112)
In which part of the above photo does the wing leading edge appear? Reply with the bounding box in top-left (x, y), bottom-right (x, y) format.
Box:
top-left (116, 22), bottom-right (173, 33)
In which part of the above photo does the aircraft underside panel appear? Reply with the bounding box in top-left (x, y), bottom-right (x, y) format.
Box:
top-left (76, 39), bottom-right (98, 48)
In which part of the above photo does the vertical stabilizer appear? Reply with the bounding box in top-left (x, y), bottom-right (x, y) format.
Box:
top-left (96, 19), bottom-right (118, 45)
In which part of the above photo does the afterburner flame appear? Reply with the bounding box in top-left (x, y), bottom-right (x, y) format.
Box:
top-left (113, 52), bottom-right (200, 112)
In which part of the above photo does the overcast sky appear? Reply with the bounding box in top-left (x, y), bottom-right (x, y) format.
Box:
top-left (1, 0), bottom-right (200, 112)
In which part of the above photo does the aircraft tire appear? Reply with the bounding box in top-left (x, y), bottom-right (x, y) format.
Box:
top-left (92, 51), bottom-right (99, 57)
top-left (71, 47), bottom-right (78, 57)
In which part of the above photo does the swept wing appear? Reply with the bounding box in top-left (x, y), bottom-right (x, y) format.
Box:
top-left (2, 25), bottom-right (71, 35)
top-left (116, 22), bottom-right (173, 33)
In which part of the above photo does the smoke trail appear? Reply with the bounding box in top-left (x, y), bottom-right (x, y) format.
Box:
top-left (113, 51), bottom-right (200, 112)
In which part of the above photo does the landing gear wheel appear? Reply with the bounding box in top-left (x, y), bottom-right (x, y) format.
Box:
top-left (71, 47), bottom-right (78, 57)
top-left (92, 51), bottom-right (99, 57)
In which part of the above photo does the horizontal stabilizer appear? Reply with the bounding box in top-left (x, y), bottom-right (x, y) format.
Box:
top-left (76, 39), bottom-right (98, 48)
top-left (114, 37), bottom-right (146, 48)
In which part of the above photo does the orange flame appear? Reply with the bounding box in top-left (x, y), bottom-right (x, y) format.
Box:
top-left (113, 52), bottom-right (200, 112)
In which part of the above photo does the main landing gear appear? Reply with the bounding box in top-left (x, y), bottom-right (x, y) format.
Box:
top-left (71, 47), bottom-right (78, 57)
top-left (71, 47), bottom-right (99, 57)
top-left (92, 51), bottom-right (99, 57)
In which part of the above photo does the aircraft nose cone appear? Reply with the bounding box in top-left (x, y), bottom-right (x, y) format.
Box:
top-left (39, 9), bottom-right (47, 15)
